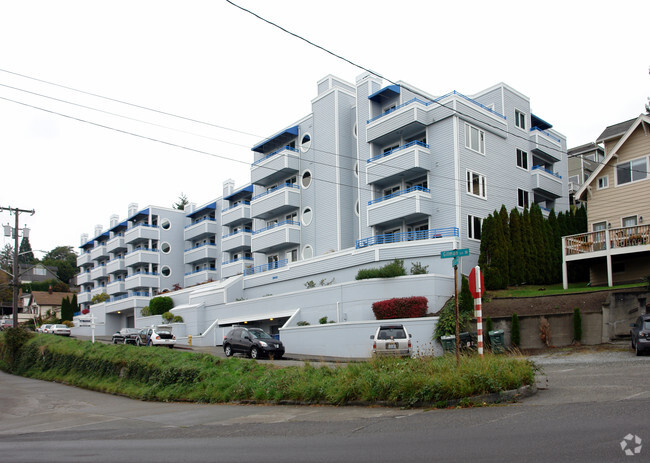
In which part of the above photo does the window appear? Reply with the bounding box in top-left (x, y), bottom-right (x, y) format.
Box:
top-left (383, 185), bottom-right (400, 197)
top-left (597, 176), bottom-right (608, 190)
top-left (515, 109), bottom-right (526, 130)
top-left (616, 157), bottom-right (647, 185)
top-left (516, 149), bottom-right (528, 170)
top-left (407, 177), bottom-right (428, 190)
top-left (517, 189), bottom-right (529, 208)
top-left (33, 267), bottom-right (47, 276)
top-left (286, 176), bottom-right (297, 185)
top-left (468, 215), bottom-right (482, 240)
top-left (405, 132), bottom-right (426, 145)
top-left (302, 207), bottom-right (313, 226)
top-left (160, 242), bottom-right (171, 253)
top-left (622, 216), bottom-right (638, 228)
top-left (285, 212), bottom-right (297, 222)
top-left (592, 221), bottom-right (606, 231)
top-left (301, 170), bottom-right (312, 188)
top-left (287, 249), bottom-right (298, 262)
top-left (466, 170), bottom-right (487, 198)
top-left (160, 219), bottom-right (171, 230)
top-left (301, 133), bottom-right (311, 152)
top-left (161, 266), bottom-right (171, 277)
top-left (302, 245), bottom-right (313, 260)
top-left (383, 143), bottom-right (399, 154)
top-left (465, 124), bottom-right (485, 154)
top-left (383, 103), bottom-right (396, 114)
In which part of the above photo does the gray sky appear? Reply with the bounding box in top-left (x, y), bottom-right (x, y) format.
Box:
top-left (1, 0), bottom-right (648, 255)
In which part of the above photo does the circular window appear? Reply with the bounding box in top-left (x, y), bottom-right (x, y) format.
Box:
top-left (302, 170), bottom-right (312, 188)
top-left (302, 245), bottom-right (313, 260)
top-left (161, 266), bottom-right (171, 277)
top-left (161, 219), bottom-right (171, 230)
top-left (353, 122), bottom-right (358, 139)
top-left (301, 133), bottom-right (312, 152)
top-left (160, 242), bottom-right (171, 253)
top-left (354, 161), bottom-right (359, 177)
top-left (302, 207), bottom-right (313, 226)
top-left (355, 200), bottom-right (360, 217)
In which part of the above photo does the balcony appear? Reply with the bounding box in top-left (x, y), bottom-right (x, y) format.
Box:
top-left (76, 271), bottom-right (92, 285)
top-left (106, 281), bottom-right (126, 296)
top-left (221, 257), bottom-right (254, 279)
top-left (77, 291), bottom-right (92, 305)
top-left (250, 184), bottom-right (300, 220)
top-left (105, 295), bottom-right (150, 314)
top-left (366, 186), bottom-right (434, 227)
top-left (90, 286), bottom-right (108, 299)
top-left (106, 257), bottom-right (126, 275)
top-left (251, 146), bottom-right (300, 187)
top-left (125, 273), bottom-right (159, 291)
top-left (251, 220), bottom-right (300, 254)
top-left (366, 141), bottom-right (432, 185)
top-left (356, 227), bottom-right (459, 249)
top-left (124, 249), bottom-right (159, 267)
top-left (222, 202), bottom-right (252, 227)
top-left (184, 217), bottom-right (218, 241)
top-left (529, 127), bottom-right (562, 163)
top-left (106, 236), bottom-right (126, 254)
top-left (90, 265), bottom-right (108, 281)
top-left (89, 244), bottom-right (107, 261)
top-left (184, 268), bottom-right (219, 287)
top-left (124, 224), bottom-right (159, 244)
top-left (531, 165), bottom-right (563, 198)
top-left (77, 252), bottom-right (92, 267)
top-left (244, 259), bottom-right (289, 276)
top-left (222, 229), bottom-right (252, 252)
top-left (366, 98), bottom-right (430, 143)
top-left (184, 243), bottom-right (219, 264)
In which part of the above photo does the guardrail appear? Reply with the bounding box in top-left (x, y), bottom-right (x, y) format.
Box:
top-left (184, 217), bottom-right (217, 228)
top-left (367, 140), bottom-right (430, 163)
top-left (356, 227), bottom-right (459, 249)
top-left (252, 220), bottom-right (300, 235)
top-left (184, 267), bottom-right (217, 276)
top-left (222, 228), bottom-right (252, 239)
top-left (530, 126), bottom-right (562, 143)
top-left (251, 146), bottom-right (299, 167)
top-left (244, 259), bottom-right (289, 276)
top-left (251, 183), bottom-right (300, 202)
top-left (532, 165), bottom-right (562, 179)
top-left (222, 256), bottom-right (254, 266)
top-left (368, 185), bottom-right (430, 206)
top-left (221, 201), bottom-right (251, 213)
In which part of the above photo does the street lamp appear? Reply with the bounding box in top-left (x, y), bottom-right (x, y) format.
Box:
top-left (1, 206), bottom-right (35, 329)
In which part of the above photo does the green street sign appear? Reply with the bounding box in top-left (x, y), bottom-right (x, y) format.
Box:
top-left (441, 248), bottom-right (469, 259)
top-left (452, 257), bottom-right (459, 267)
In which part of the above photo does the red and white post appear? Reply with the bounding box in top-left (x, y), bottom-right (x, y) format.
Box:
top-left (469, 266), bottom-right (484, 358)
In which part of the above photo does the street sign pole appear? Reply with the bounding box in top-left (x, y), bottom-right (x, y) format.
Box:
top-left (454, 262), bottom-right (460, 367)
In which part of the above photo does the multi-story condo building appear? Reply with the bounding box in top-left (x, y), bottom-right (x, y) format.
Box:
top-left (567, 142), bottom-right (605, 204)
top-left (76, 73), bottom-right (570, 345)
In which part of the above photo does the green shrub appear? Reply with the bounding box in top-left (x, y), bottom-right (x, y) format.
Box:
top-left (511, 313), bottom-right (520, 347)
top-left (434, 297), bottom-right (473, 339)
top-left (149, 296), bottom-right (173, 316)
top-left (90, 293), bottom-right (109, 304)
top-left (410, 262), bottom-right (429, 275)
top-left (172, 315), bottom-right (184, 323)
top-left (319, 316), bottom-right (329, 324)
top-left (356, 259), bottom-right (406, 280)
top-left (162, 312), bottom-right (173, 322)
top-left (485, 317), bottom-right (494, 333)
top-left (296, 321), bottom-right (310, 326)
top-left (0, 327), bottom-right (33, 370)
top-left (573, 308), bottom-right (582, 343)
top-left (140, 306), bottom-right (151, 317)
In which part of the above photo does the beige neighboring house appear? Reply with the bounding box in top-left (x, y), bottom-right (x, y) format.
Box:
top-left (563, 113), bottom-right (650, 288)
top-left (20, 290), bottom-right (76, 322)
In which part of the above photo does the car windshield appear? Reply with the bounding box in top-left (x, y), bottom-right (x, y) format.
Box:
top-left (249, 329), bottom-right (273, 339)
top-left (157, 329), bottom-right (172, 335)
top-left (123, 328), bottom-right (139, 333)
top-left (378, 328), bottom-right (406, 339)
top-left (644, 321), bottom-right (650, 330)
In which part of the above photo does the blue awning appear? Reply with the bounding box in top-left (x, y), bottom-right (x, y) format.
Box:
top-left (187, 201), bottom-right (217, 219)
top-left (109, 220), bottom-right (128, 233)
top-left (531, 114), bottom-right (552, 131)
top-left (127, 208), bottom-right (150, 222)
top-left (368, 84), bottom-right (400, 102)
top-left (252, 125), bottom-right (299, 153)
top-left (224, 184), bottom-right (253, 201)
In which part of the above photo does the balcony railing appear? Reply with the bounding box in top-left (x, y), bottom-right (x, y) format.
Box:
top-left (244, 259), bottom-right (289, 276)
top-left (251, 183), bottom-right (299, 202)
top-left (185, 267), bottom-right (217, 276)
top-left (356, 227), bottom-right (459, 249)
top-left (222, 201), bottom-right (250, 213)
top-left (252, 220), bottom-right (300, 235)
top-left (565, 225), bottom-right (650, 256)
top-left (531, 165), bottom-right (562, 179)
top-left (222, 256), bottom-right (254, 266)
top-left (368, 185), bottom-right (430, 206)
top-left (184, 217), bottom-right (216, 229)
top-left (184, 242), bottom-right (217, 253)
top-left (251, 146), bottom-right (299, 167)
top-left (367, 141), bottom-right (430, 163)
top-left (222, 228), bottom-right (252, 239)
top-left (530, 126), bottom-right (562, 144)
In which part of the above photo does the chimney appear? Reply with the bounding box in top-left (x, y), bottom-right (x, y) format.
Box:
top-left (223, 179), bottom-right (235, 198)
top-left (94, 224), bottom-right (103, 238)
top-left (80, 233), bottom-right (88, 246)
top-left (110, 214), bottom-right (119, 228)
top-left (128, 203), bottom-right (138, 218)
top-left (186, 202), bottom-right (196, 214)
top-left (48, 285), bottom-right (52, 295)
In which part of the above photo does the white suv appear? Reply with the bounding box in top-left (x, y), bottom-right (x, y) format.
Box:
top-left (370, 324), bottom-right (411, 357)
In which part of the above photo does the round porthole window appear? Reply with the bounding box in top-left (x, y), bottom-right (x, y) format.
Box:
top-left (302, 170), bottom-right (312, 188)
top-left (161, 219), bottom-right (171, 230)
top-left (302, 245), bottom-right (313, 260)
top-left (354, 161), bottom-right (359, 177)
top-left (301, 133), bottom-right (312, 152)
top-left (353, 122), bottom-right (358, 138)
top-left (160, 242), bottom-right (171, 254)
top-left (302, 207), bottom-right (313, 226)
top-left (161, 266), bottom-right (171, 277)
top-left (355, 200), bottom-right (360, 217)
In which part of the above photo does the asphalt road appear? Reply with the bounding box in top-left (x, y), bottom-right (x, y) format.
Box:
top-left (0, 348), bottom-right (648, 462)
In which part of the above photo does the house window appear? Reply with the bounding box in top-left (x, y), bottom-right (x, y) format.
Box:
top-left (301, 170), bottom-right (312, 188)
top-left (592, 221), bottom-right (607, 231)
top-left (33, 267), bottom-right (47, 276)
top-left (286, 176), bottom-right (297, 186)
top-left (285, 212), bottom-right (297, 222)
top-left (468, 215), bottom-right (482, 240)
top-left (466, 170), bottom-right (487, 199)
top-left (515, 109), bottom-right (526, 130)
top-left (616, 157), bottom-right (648, 185)
top-left (465, 124), bottom-right (485, 154)
top-left (383, 103), bottom-right (396, 114)
top-left (300, 133), bottom-right (311, 152)
top-left (597, 176), bottom-right (608, 190)
top-left (405, 132), bottom-right (427, 145)
top-left (383, 185), bottom-right (401, 197)
top-left (383, 143), bottom-right (399, 154)
top-left (622, 216), bottom-right (638, 228)
top-left (516, 149), bottom-right (528, 170)
top-left (407, 177), bottom-right (428, 190)
top-left (517, 189), bottom-right (529, 208)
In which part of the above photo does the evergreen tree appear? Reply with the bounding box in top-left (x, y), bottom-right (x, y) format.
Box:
top-left (491, 209), bottom-right (508, 289)
top-left (521, 208), bottom-right (537, 284)
top-left (173, 193), bottom-right (189, 211)
top-left (0, 243), bottom-right (13, 272)
top-left (509, 208), bottom-right (525, 285)
top-left (478, 214), bottom-right (502, 289)
top-left (60, 296), bottom-right (73, 322)
top-left (547, 210), bottom-right (562, 283)
top-left (529, 204), bottom-right (548, 284)
top-left (18, 236), bottom-right (35, 265)
top-left (70, 294), bottom-right (78, 315)
top-left (459, 274), bottom-right (474, 315)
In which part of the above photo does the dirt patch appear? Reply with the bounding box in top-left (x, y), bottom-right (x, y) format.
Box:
top-left (482, 290), bottom-right (612, 318)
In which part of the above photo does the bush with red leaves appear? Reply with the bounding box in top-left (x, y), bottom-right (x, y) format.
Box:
top-left (81, 308), bottom-right (89, 314)
top-left (371, 296), bottom-right (428, 320)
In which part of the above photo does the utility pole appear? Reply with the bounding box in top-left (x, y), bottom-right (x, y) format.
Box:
top-left (1, 206), bottom-right (35, 328)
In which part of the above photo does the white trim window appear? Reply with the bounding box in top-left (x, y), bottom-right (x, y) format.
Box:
top-left (517, 188), bottom-right (529, 208)
top-left (516, 148), bottom-right (528, 170)
top-left (622, 216), bottom-right (638, 228)
top-left (515, 109), bottom-right (526, 130)
top-left (597, 175), bottom-right (609, 190)
top-left (465, 123), bottom-right (485, 154)
top-left (466, 170), bottom-right (487, 199)
top-left (616, 157), bottom-right (648, 185)
top-left (467, 215), bottom-right (482, 240)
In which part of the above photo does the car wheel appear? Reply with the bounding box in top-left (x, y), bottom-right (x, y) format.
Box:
top-left (636, 340), bottom-right (642, 356)
top-left (224, 344), bottom-right (233, 357)
top-left (168, 345), bottom-right (173, 349)
top-left (113, 338), bottom-right (118, 344)
top-left (123, 339), bottom-right (128, 345)
top-left (135, 338), bottom-right (141, 346)
top-left (250, 346), bottom-right (259, 359)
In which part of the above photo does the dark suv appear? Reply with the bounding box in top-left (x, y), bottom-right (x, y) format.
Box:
top-left (630, 314), bottom-right (650, 356)
top-left (223, 327), bottom-right (284, 359)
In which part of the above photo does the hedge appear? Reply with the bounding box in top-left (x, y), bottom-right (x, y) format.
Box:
top-left (372, 296), bottom-right (428, 320)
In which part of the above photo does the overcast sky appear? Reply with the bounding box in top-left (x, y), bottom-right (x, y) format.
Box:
top-left (1, 0), bottom-right (648, 256)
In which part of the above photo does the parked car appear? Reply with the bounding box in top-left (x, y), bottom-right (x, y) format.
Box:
top-left (223, 327), bottom-right (284, 359)
top-left (630, 314), bottom-right (650, 356)
top-left (112, 328), bottom-right (141, 345)
top-left (135, 325), bottom-right (176, 348)
top-left (37, 324), bottom-right (53, 334)
top-left (370, 324), bottom-right (412, 357)
top-left (50, 324), bottom-right (71, 336)
top-left (0, 319), bottom-right (12, 330)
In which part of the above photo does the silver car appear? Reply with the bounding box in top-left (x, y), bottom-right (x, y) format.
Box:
top-left (370, 324), bottom-right (411, 357)
top-left (50, 324), bottom-right (71, 336)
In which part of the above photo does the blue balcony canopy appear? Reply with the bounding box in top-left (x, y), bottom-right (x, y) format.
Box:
top-left (224, 184), bottom-right (253, 201)
top-left (368, 84), bottom-right (400, 103)
top-left (531, 114), bottom-right (552, 131)
top-left (109, 220), bottom-right (128, 234)
top-left (127, 208), bottom-right (150, 222)
top-left (252, 125), bottom-right (299, 153)
top-left (187, 201), bottom-right (217, 219)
